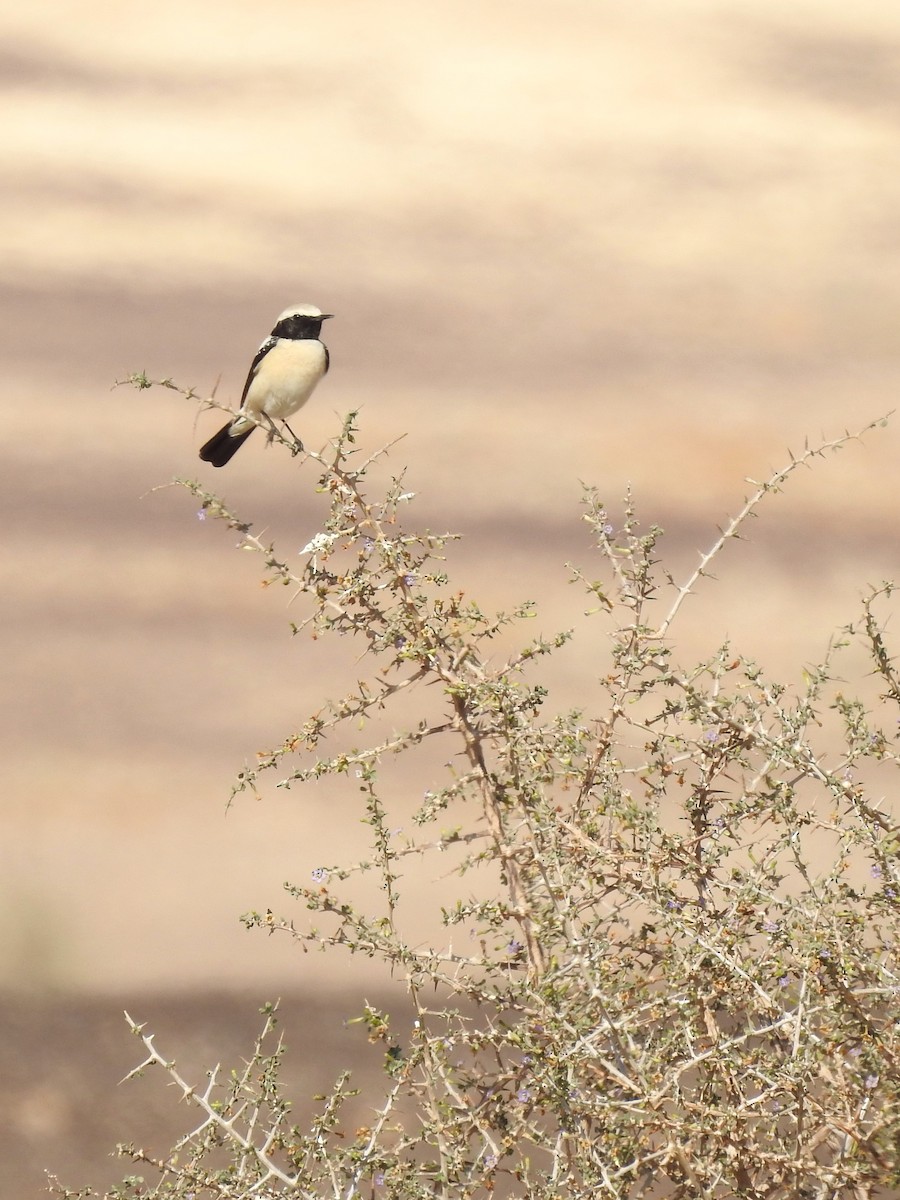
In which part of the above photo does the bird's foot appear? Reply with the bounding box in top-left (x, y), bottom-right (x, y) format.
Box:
top-left (282, 420), bottom-right (304, 455)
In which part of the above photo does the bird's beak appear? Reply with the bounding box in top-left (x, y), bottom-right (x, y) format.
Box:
top-left (320, 313), bottom-right (335, 320)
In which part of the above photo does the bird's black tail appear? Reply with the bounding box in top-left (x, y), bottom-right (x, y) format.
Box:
top-left (199, 422), bottom-right (254, 467)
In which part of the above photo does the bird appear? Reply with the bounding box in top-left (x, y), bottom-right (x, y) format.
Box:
top-left (199, 303), bottom-right (333, 467)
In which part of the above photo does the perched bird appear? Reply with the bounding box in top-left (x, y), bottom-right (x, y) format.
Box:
top-left (199, 303), bottom-right (333, 467)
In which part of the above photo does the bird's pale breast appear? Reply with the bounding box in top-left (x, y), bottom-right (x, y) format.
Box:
top-left (244, 339), bottom-right (327, 419)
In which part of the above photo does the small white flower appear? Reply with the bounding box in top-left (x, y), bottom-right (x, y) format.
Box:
top-left (300, 532), bottom-right (337, 566)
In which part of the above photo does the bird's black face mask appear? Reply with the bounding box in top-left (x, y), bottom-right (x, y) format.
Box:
top-left (273, 313), bottom-right (328, 340)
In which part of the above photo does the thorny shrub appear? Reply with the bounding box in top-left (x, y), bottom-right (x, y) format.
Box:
top-left (57, 397), bottom-right (900, 1199)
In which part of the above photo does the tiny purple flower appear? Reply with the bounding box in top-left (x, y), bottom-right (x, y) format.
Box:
top-left (403, 574), bottom-right (416, 587)
top-left (871, 864), bottom-right (883, 879)
top-left (197, 510), bottom-right (206, 521)
top-left (506, 939), bottom-right (523, 956)
top-left (374, 1171), bottom-right (385, 1186)
top-left (311, 867), bottom-right (329, 883)
top-left (865, 1074), bottom-right (879, 1089)
top-left (517, 1088), bottom-right (531, 1103)
top-left (703, 729), bottom-right (719, 744)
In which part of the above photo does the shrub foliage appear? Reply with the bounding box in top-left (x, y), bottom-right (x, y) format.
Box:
top-left (58, 404), bottom-right (900, 1198)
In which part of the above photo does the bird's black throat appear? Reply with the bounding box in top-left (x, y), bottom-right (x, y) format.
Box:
top-left (272, 313), bottom-right (327, 340)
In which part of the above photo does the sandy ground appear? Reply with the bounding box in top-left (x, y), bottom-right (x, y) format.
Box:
top-left (3, 0), bottom-right (900, 1191)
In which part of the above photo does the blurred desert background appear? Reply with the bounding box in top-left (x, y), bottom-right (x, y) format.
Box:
top-left (3, 0), bottom-right (900, 1191)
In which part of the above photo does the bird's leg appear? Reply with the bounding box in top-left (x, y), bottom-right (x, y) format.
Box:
top-left (282, 420), bottom-right (304, 455)
top-left (260, 414), bottom-right (280, 446)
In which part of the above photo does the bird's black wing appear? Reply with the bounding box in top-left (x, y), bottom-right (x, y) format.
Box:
top-left (323, 343), bottom-right (330, 374)
top-left (239, 336), bottom-right (277, 405)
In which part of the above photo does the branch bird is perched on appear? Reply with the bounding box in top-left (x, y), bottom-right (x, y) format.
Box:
top-left (199, 303), bottom-right (333, 467)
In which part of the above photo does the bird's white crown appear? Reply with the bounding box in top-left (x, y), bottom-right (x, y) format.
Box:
top-left (276, 302), bottom-right (323, 322)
